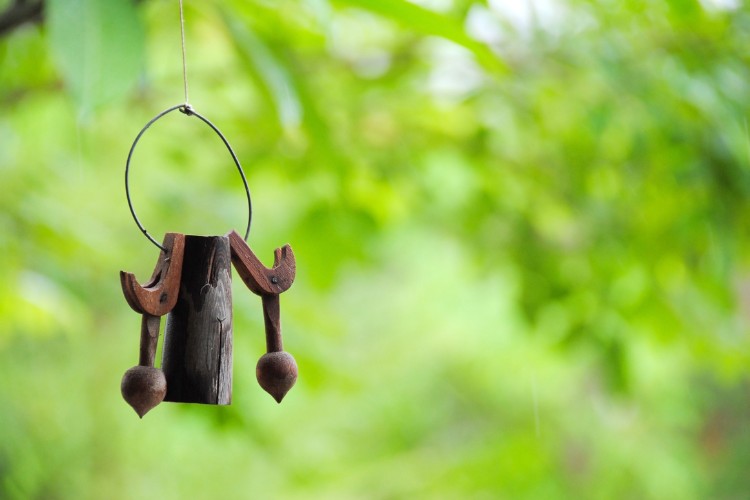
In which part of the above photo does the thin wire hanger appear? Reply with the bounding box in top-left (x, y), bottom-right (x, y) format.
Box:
top-left (124, 0), bottom-right (252, 252)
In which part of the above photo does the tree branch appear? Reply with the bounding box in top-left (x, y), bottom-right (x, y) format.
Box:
top-left (0, 0), bottom-right (44, 37)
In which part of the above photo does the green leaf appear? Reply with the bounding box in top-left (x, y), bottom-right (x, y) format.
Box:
top-left (334, 0), bottom-right (505, 72)
top-left (46, 0), bottom-right (144, 113)
top-left (221, 10), bottom-right (303, 129)
top-left (220, 5), bottom-right (348, 172)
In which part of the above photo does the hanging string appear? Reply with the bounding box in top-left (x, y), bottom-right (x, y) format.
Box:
top-left (179, 0), bottom-right (190, 108)
top-left (124, 0), bottom-right (254, 249)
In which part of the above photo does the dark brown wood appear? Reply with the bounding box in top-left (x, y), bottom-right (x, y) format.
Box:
top-left (256, 292), bottom-right (297, 402)
top-left (121, 366), bottom-right (167, 418)
top-left (161, 235), bottom-right (233, 405)
top-left (256, 351), bottom-right (297, 403)
top-left (261, 294), bottom-right (282, 352)
top-left (227, 230), bottom-right (295, 296)
top-left (122, 314), bottom-right (166, 418)
top-left (228, 230), bottom-right (298, 403)
top-left (120, 233), bottom-right (185, 317)
top-left (138, 314), bottom-right (161, 367)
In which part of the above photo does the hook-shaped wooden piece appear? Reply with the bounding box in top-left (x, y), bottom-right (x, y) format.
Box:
top-left (228, 230), bottom-right (298, 403)
top-left (227, 230), bottom-right (295, 296)
top-left (120, 233), bottom-right (185, 316)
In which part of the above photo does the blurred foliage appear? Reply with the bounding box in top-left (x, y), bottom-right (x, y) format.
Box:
top-left (1, 0), bottom-right (750, 497)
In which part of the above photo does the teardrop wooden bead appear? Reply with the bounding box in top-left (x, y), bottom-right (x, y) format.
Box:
top-left (121, 366), bottom-right (167, 418)
top-left (256, 351), bottom-right (298, 403)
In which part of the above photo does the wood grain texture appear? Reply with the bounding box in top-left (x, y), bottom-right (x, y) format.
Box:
top-left (120, 233), bottom-right (185, 316)
top-left (162, 235), bottom-right (233, 405)
top-left (261, 294), bottom-right (283, 352)
top-left (228, 230), bottom-right (299, 403)
top-left (138, 314), bottom-right (161, 367)
top-left (227, 230), bottom-right (295, 296)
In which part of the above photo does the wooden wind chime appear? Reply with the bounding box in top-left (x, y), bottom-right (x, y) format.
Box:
top-left (118, 4), bottom-right (297, 418)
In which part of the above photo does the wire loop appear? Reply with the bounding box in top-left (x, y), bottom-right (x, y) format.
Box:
top-left (125, 104), bottom-right (252, 251)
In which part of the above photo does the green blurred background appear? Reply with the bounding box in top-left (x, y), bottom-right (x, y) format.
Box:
top-left (2, 0), bottom-right (750, 497)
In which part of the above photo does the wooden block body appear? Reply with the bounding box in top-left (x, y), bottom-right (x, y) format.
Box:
top-left (162, 235), bottom-right (233, 404)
